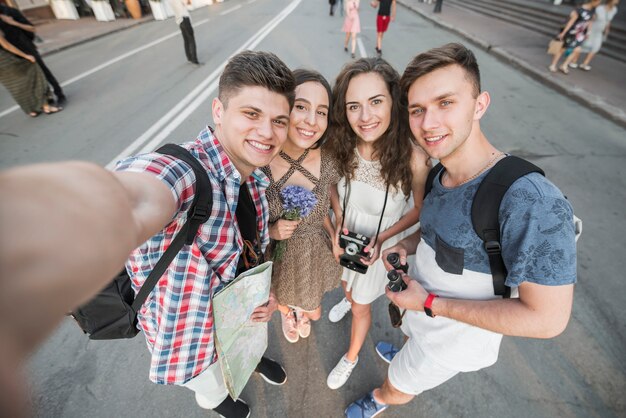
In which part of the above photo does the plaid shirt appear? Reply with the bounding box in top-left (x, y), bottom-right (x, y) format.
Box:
top-left (115, 127), bottom-right (269, 385)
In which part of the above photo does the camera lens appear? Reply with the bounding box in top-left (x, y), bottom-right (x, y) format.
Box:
top-left (346, 242), bottom-right (358, 256)
top-left (387, 253), bottom-right (400, 267)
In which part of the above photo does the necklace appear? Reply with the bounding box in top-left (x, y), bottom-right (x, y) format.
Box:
top-left (444, 152), bottom-right (505, 187)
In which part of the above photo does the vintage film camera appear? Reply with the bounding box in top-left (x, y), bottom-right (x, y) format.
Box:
top-left (386, 253), bottom-right (408, 292)
top-left (339, 231), bottom-right (371, 274)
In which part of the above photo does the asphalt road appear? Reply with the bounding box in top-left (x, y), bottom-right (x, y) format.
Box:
top-left (1, 0), bottom-right (625, 417)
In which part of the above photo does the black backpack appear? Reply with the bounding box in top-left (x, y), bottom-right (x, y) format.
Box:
top-left (70, 144), bottom-right (213, 340)
top-left (424, 156), bottom-right (544, 298)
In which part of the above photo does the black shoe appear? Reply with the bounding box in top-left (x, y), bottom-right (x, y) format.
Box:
top-left (351, 52), bottom-right (355, 59)
top-left (213, 396), bottom-right (250, 418)
top-left (56, 96), bottom-right (67, 107)
top-left (189, 60), bottom-right (203, 65)
top-left (344, 46), bottom-right (348, 52)
top-left (255, 357), bottom-right (286, 385)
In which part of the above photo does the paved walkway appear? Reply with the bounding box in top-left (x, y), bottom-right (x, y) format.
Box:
top-left (397, 0), bottom-right (626, 128)
top-left (26, 0), bottom-right (626, 128)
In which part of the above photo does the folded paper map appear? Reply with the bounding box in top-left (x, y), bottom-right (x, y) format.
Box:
top-left (213, 261), bottom-right (273, 399)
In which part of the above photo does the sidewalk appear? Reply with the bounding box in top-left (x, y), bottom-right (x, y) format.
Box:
top-left (36, 16), bottom-right (154, 56)
top-left (398, 0), bottom-right (626, 129)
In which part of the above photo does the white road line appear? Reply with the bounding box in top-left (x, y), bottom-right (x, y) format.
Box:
top-left (106, 0), bottom-right (302, 168)
top-left (357, 38), bottom-right (367, 58)
top-left (0, 19), bottom-right (210, 119)
top-left (220, 4), bottom-right (241, 15)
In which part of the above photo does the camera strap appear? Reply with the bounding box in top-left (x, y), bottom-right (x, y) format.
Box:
top-left (341, 179), bottom-right (391, 247)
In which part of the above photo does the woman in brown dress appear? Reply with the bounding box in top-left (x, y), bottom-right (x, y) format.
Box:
top-left (0, 31), bottom-right (61, 116)
top-left (261, 69), bottom-right (342, 343)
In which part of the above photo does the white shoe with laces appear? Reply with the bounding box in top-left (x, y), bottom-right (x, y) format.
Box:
top-left (328, 297), bottom-right (351, 323)
top-left (327, 354), bottom-right (358, 389)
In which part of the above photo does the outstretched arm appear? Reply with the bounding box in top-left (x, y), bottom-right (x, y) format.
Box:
top-left (0, 162), bottom-right (175, 354)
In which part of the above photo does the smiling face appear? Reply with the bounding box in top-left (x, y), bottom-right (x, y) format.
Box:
top-left (345, 72), bottom-right (392, 145)
top-left (287, 81), bottom-right (330, 150)
top-left (407, 64), bottom-right (489, 162)
top-left (212, 85), bottom-right (291, 178)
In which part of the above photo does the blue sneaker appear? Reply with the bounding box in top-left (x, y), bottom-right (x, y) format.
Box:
top-left (345, 391), bottom-right (388, 418)
top-left (375, 341), bottom-right (399, 364)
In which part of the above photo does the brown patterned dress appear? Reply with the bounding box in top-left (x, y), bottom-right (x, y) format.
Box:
top-left (261, 148), bottom-right (343, 311)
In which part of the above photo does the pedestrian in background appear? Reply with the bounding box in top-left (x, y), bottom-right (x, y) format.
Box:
top-left (261, 69), bottom-right (342, 344)
top-left (167, 0), bottom-right (200, 65)
top-left (0, 32), bottom-right (62, 116)
top-left (569, 0), bottom-right (619, 71)
top-left (548, 0), bottom-right (601, 74)
top-left (342, 0), bottom-right (361, 58)
top-left (0, 4), bottom-right (66, 106)
top-left (370, 0), bottom-right (396, 56)
top-left (330, 0), bottom-right (337, 16)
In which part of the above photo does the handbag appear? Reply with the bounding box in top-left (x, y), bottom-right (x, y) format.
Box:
top-left (547, 38), bottom-right (563, 55)
top-left (69, 144), bottom-right (212, 340)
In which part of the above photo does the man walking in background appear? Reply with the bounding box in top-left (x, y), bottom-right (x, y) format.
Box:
top-left (167, 0), bottom-right (200, 64)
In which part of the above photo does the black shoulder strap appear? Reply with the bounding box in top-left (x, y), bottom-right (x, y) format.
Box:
top-left (472, 156), bottom-right (544, 298)
top-left (424, 162), bottom-right (444, 199)
top-left (131, 144), bottom-right (213, 312)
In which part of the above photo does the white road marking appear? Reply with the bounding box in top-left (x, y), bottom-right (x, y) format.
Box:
top-left (106, 0), bottom-right (303, 168)
top-left (357, 37), bottom-right (367, 58)
top-left (220, 4), bottom-right (242, 15)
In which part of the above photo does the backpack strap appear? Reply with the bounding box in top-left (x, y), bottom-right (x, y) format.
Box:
top-left (131, 144), bottom-right (213, 313)
top-left (471, 156), bottom-right (544, 298)
top-left (424, 162), bottom-right (444, 199)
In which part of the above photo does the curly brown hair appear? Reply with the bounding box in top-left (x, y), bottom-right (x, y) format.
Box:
top-left (328, 57), bottom-right (413, 197)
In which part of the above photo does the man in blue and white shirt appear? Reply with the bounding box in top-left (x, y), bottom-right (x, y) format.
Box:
top-left (345, 43), bottom-right (577, 417)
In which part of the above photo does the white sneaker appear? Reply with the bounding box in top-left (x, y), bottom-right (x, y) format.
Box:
top-left (328, 297), bottom-right (351, 323)
top-left (327, 354), bottom-right (358, 389)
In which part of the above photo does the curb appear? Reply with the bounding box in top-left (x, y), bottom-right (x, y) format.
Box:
top-left (399, 1), bottom-right (626, 130)
top-left (39, 16), bottom-right (155, 57)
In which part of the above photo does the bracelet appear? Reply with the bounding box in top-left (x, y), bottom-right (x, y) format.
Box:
top-left (424, 293), bottom-right (438, 318)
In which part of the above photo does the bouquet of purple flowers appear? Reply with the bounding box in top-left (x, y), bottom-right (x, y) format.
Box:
top-left (273, 185), bottom-right (317, 261)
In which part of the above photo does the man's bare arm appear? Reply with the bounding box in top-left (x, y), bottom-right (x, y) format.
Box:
top-left (387, 277), bottom-right (574, 338)
top-left (0, 162), bottom-right (175, 353)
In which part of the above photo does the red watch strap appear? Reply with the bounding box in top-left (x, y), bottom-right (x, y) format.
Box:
top-left (424, 293), bottom-right (438, 317)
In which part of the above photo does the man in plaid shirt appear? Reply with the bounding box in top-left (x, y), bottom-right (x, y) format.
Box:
top-left (120, 50), bottom-right (296, 418)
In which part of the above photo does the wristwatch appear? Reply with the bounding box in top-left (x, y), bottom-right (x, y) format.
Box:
top-left (424, 293), bottom-right (438, 318)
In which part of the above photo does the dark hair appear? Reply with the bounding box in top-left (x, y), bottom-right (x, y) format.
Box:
top-left (401, 43), bottom-right (481, 100)
top-left (292, 69), bottom-right (333, 150)
top-left (219, 50), bottom-right (296, 109)
top-left (328, 57), bottom-right (413, 197)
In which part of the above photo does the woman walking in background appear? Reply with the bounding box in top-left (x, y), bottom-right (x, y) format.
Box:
top-left (0, 32), bottom-right (61, 116)
top-left (549, 0), bottom-right (601, 74)
top-left (569, 0), bottom-right (620, 71)
top-left (261, 69), bottom-right (343, 344)
top-left (342, 0), bottom-right (361, 58)
top-left (326, 57), bottom-right (430, 390)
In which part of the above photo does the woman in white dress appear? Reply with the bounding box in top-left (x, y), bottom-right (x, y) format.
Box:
top-left (570, 0), bottom-right (619, 71)
top-left (326, 57), bottom-right (430, 389)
